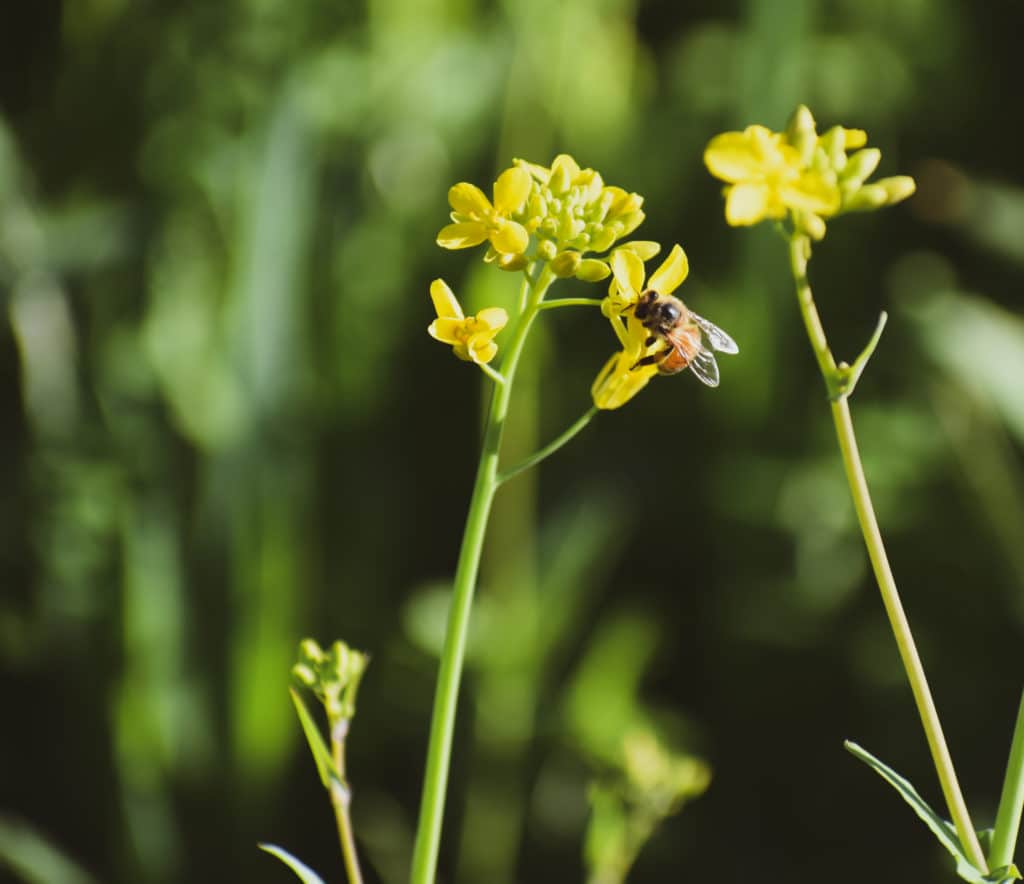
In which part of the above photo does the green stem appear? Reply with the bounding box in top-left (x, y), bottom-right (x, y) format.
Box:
top-left (787, 233), bottom-right (988, 874)
top-left (410, 266), bottom-right (554, 884)
top-left (537, 297), bottom-right (604, 310)
top-left (498, 406), bottom-right (598, 485)
top-left (990, 691), bottom-right (1024, 869)
top-left (330, 721), bottom-right (364, 884)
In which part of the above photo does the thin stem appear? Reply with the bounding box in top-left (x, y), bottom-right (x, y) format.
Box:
top-left (990, 690), bottom-right (1024, 869)
top-left (478, 362), bottom-right (506, 386)
top-left (330, 720), bottom-right (364, 884)
top-left (786, 232), bottom-right (987, 873)
top-left (537, 297), bottom-right (604, 310)
top-left (498, 406), bottom-right (598, 485)
top-left (410, 266), bottom-right (554, 884)
top-left (830, 398), bottom-right (987, 872)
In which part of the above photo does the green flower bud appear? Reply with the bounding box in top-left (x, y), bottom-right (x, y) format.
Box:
top-left (786, 104), bottom-right (818, 164)
top-left (498, 252), bottom-right (528, 272)
top-left (540, 218), bottom-right (558, 237)
top-left (589, 226), bottom-right (617, 253)
top-left (844, 183), bottom-right (889, 211)
top-left (575, 259), bottom-right (611, 282)
top-left (840, 148), bottom-right (881, 186)
top-left (537, 239), bottom-right (558, 261)
top-left (819, 126), bottom-right (847, 172)
top-left (877, 175), bottom-right (916, 205)
top-left (550, 162), bottom-right (572, 195)
top-left (527, 193), bottom-right (547, 223)
top-left (794, 210), bottom-right (827, 241)
top-left (298, 638), bottom-right (324, 663)
top-left (551, 250), bottom-right (582, 277)
top-left (291, 663), bottom-right (318, 687)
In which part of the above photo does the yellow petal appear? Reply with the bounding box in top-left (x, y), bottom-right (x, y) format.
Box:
top-left (466, 337), bottom-right (499, 365)
top-left (646, 244), bottom-right (689, 295)
top-left (448, 182), bottom-right (492, 217)
top-left (591, 351), bottom-right (657, 410)
top-left (429, 278), bottom-right (464, 319)
top-left (725, 182), bottom-right (771, 226)
top-left (475, 307), bottom-right (508, 332)
top-left (437, 222), bottom-right (489, 249)
top-left (493, 167), bottom-right (531, 214)
top-left (616, 240), bottom-right (661, 261)
top-left (514, 157), bottom-right (551, 184)
top-left (704, 131), bottom-right (767, 183)
top-left (489, 220), bottom-right (529, 254)
top-left (610, 248), bottom-right (645, 298)
top-left (780, 173), bottom-right (841, 216)
top-left (551, 153), bottom-right (581, 181)
top-left (428, 317), bottom-right (465, 344)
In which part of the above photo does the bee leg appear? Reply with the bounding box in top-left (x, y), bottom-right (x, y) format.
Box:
top-left (644, 335), bottom-right (658, 347)
top-left (630, 349), bottom-right (667, 371)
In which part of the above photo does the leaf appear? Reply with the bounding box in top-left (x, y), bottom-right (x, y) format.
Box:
top-left (290, 688), bottom-right (339, 789)
top-left (258, 844), bottom-right (326, 884)
top-left (844, 741), bottom-right (989, 884)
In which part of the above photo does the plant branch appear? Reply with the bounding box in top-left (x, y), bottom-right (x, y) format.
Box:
top-left (330, 719), bottom-right (364, 884)
top-left (788, 233), bottom-right (988, 875)
top-left (498, 406), bottom-right (598, 485)
top-left (537, 297), bottom-right (605, 310)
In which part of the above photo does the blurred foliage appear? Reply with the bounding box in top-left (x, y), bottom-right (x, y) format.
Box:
top-left (1, 1), bottom-right (1023, 883)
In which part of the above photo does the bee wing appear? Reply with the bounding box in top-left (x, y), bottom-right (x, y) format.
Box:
top-left (688, 347), bottom-right (720, 387)
top-left (690, 312), bottom-right (739, 354)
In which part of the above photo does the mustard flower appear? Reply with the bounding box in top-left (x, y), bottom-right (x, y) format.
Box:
top-left (704, 124), bottom-right (840, 226)
top-left (437, 167), bottom-right (532, 256)
top-left (602, 243), bottom-right (688, 318)
top-left (592, 244), bottom-right (690, 409)
top-left (427, 279), bottom-right (507, 365)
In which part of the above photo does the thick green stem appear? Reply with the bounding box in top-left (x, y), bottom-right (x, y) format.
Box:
top-left (788, 234), bottom-right (988, 874)
top-left (410, 266), bottom-right (554, 884)
top-left (498, 406), bottom-right (598, 485)
top-left (990, 691), bottom-right (1024, 869)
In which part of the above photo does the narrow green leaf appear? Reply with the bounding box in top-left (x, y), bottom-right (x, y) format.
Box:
top-left (289, 687), bottom-right (339, 788)
top-left (844, 741), bottom-right (987, 884)
top-left (258, 843), bottom-right (326, 884)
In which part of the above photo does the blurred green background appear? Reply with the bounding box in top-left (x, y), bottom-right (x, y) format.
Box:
top-left (2, 0), bottom-right (1023, 882)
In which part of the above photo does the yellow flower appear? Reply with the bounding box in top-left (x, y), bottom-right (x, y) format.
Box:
top-left (704, 124), bottom-right (840, 226)
top-left (592, 244), bottom-right (699, 409)
top-left (602, 243), bottom-right (689, 318)
top-left (427, 279), bottom-right (507, 365)
top-left (591, 318), bottom-right (660, 410)
top-left (437, 167), bottom-right (532, 255)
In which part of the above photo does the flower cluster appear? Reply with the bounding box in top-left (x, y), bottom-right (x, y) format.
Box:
top-left (705, 105), bottom-right (915, 239)
top-left (428, 153), bottom-right (737, 410)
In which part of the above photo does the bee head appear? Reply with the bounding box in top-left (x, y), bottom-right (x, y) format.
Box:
top-left (634, 289), bottom-right (658, 320)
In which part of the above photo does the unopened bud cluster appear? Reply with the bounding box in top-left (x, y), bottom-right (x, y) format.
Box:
top-left (292, 638), bottom-right (369, 724)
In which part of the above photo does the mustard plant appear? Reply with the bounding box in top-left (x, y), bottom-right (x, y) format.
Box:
top-left (412, 153), bottom-right (735, 884)
top-left (706, 105), bottom-right (1023, 884)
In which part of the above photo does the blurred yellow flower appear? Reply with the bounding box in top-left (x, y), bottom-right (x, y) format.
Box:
top-left (426, 279), bottom-right (507, 365)
top-left (437, 167), bottom-right (532, 255)
top-left (704, 124), bottom-right (839, 226)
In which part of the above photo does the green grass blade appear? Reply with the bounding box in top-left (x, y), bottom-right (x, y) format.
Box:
top-left (258, 844), bottom-right (326, 884)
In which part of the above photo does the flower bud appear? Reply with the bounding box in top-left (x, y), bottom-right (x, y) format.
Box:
top-left (786, 104), bottom-right (818, 164)
top-left (589, 226), bottom-right (617, 253)
top-left (497, 252), bottom-right (528, 271)
top-left (794, 210), bottom-right (827, 241)
top-left (575, 259), bottom-right (611, 282)
top-left (840, 148), bottom-right (881, 186)
top-left (537, 239), bottom-right (558, 261)
top-left (877, 175), bottom-right (916, 205)
top-left (550, 160), bottom-right (573, 195)
top-left (291, 663), bottom-right (317, 687)
top-left (551, 250), bottom-right (582, 277)
top-left (844, 184), bottom-right (889, 211)
top-left (617, 211), bottom-right (645, 237)
top-left (299, 638), bottom-right (324, 663)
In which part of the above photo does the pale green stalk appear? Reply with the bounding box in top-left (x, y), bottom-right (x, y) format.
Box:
top-left (329, 719), bottom-right (364, 884)
top-left (410, 266), bottom-right (555, 884)
top-left (787, 233), bottom-right (988, 874)
top-left (498, 406), bottom-right (598, 485)
top-left (990, 691), bottom-right (1024, 869)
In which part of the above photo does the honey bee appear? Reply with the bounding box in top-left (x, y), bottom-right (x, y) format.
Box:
top-left (631, 289), bottom-right (738, 386)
